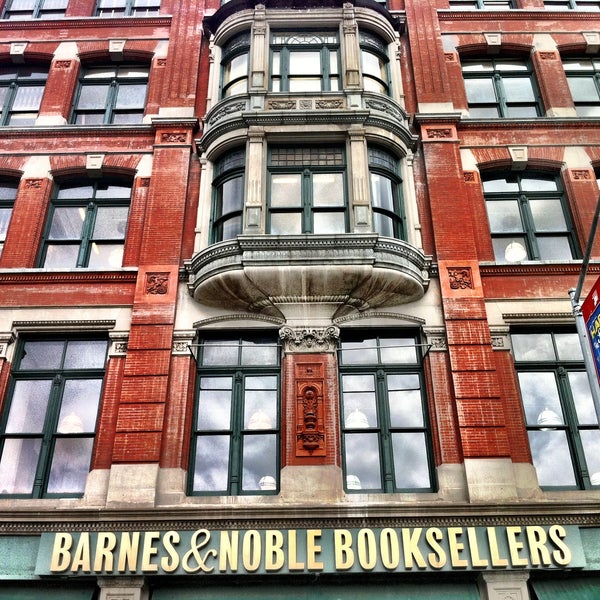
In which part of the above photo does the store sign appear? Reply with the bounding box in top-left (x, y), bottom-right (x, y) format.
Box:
top-left (35, 525), bottom-right (585, 576)
top-left (582, 275), bottom-right (600, 383)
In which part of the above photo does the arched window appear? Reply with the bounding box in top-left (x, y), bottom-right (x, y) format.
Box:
top-left (360, 31), bottom-right (390, 95)
top-left (220, 32), bottom-right (250, 98)
top-left (211, 148), bottom-right (245, 243)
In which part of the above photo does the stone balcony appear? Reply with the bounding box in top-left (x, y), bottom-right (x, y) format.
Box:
top-left (186, 234), bottom-right (431, 318)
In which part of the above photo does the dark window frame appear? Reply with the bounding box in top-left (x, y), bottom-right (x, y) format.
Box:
top-left (0, 335), bottom-right (108, 498)
top-left (267, 146), bottom-right (348, 235)
top-left (189, 334), bottom-right (281, 496)
top-left (563, 57), bottom-right (600, 117)
top-left (0, 180), bottom-right (18, 256)
top-left (543, 0), bottom-right (600, 8)
top-left (70, 64), bottom-right (149, 125)
top-left (0, 64), bottom-right (48, 126)
top-left (360, 30), bottom-right (391, 96)
top-left (220, 32), bottom-right (250, 99)
top-left (339, 331), bottom-right (436, 494)
top-left (462, 57), bottom-right (543, 118)
top-left (449, 0), bottom-right (515, 8)
top-left (512, 329), bottom-right (600, 490)
top-left (483, 171), bottom-right (578, 262)
top-left (2, 0), bottom-right (67, 19)
top-left (95, 0), bottom-right (160, 17)
top-left (39, 179), bottom-right (131, 269)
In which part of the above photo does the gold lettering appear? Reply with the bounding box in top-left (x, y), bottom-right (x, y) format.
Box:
top-left (425, 528), bottom-right (446, 569)
top-left (307, 529), bottom-right (324, 570)
top-left (117, 532), bottom-right (140, 573)
top-left (219, 531), bottom-right (239, 573)
top-left (487, 527), bottom-right (509, 567)
top-left (506, 527), bottom-right (528, 567)
top-left (265, 530), bottom-right (285, 571)
top-left (50, 533), bottom-right (73, 573)
top-left (526, 526), bottom-right (551, 567)
top-left (357, 529), bottom-right (377, 570)
top-left (242, 530), bottom-right (261, 572)
top-left (467, 527), bottom-right (488, 568)
top-left (447, 527), bottom-right (468, 568)
top-left (549, 525), bottom-right (572, 566)
top-left (161, 531), bottom-right (180, 573)
top-left (141, 532), bottom-right (160, 572)
top-left (288, 530), bottom-right (305, 571)
top-left (71, 532), bottom-right (92, 573)
top-left (402, 528), bottom-right (427, 569)
top-left (380, 528), bottom-right (400, 570)
top-left (93, 532), bottom-right (117, 572)
top-left (334, 529), bottom-right (354, 570)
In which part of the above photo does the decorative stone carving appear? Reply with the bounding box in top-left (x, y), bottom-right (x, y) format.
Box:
top-left (160, 132), bottom-right (187, 143)
top-left (267, 100), bottom-right (296, 110)
top-left (294, 361), bottom-right (326, 457)
top-left (571, 169), bottom-right (591, 181)
top-left (279, 326), bottom-right (340, 353)
top-left (156, 58), bottom-right (167, 67)
top-left (207, 101), bottom-right (246, 125)
top-left (315, 99), bottom-right (344, 110)
top-left (24, 179), bottom-right (43, 189)
top-left (54, 60), bottom-right (72, 69)
top-left (425, 127), bottom-right (452, 139)
top-left (464, 171), bottom-right (476, 183)
top-left (539, 51), bottom-right (557, 60)
top-left (138, 178), bottom-right (150, 187)
top-left (146, 272), bottom-right (169, 295)
top-left (448, 267), bottom-right (473, 290)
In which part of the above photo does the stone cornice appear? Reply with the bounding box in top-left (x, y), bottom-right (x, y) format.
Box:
top-left (0, 125), bottom-right (154, 140)
top-left (438, 8), bottom-right (600, 22)
top-left (479, 262), bottom-right (600, 277)
top-left (0, 16), bottom-right (171, 32)
top-left (459, 118), bottom-right (600, 131)
top-left (0, 269), bottom-right (138, 286)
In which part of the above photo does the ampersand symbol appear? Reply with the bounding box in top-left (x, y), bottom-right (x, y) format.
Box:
top-left (182, 529), bottom-right (217, 573)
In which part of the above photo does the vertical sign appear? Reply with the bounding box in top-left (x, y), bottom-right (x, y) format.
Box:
top-left (581, 276), bottom-right (600, 383)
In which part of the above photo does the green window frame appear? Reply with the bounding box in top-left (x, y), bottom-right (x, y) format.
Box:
top-left (449, 0), bottom-right (514, 8)
top-left (267, 146), bottom-right (348, 235)
top-left (270, 31), bottom-right (340, 93)
top-left (0, 336), bottom-right (108, 498)
top-left (189, 335), bottom-right (280, 496)
top-left (564, 58), bottom-right (600, 116)
top-left (39, 180), bottom-right (131, 269)
top-left (512, 329), bottom-right (600, 489)
top-left (0, 65), bottom-right (48, 126)
top-left (71, 65), bottom-right (149, 125)
top-left (368, 146), bottom-right (405, 239)
top-left (95, 0), bottom-right (160, 16)
top-left (360, 31), bottom-right (390, 95)
top-left (211, 148), bottom-right (245, 243)
top-left (339, 332), bottom-right (435, 493)
top-left (462, 58), bottom-right (542, 118)
top-left (483, 172), bottom-right (578, 262)
top-left (2, 0), bottom-right (67, 19)
top-left (0, 180), bottom-right (18, 256)
top-left (220, 32), bottom-right (250, 98)
top-left (544, 0), bottom-right (600, 8)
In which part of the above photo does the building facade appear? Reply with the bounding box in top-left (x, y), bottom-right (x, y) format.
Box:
top-left (1, 0), bottom-right (600, 598)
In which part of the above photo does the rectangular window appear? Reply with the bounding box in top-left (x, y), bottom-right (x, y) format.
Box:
top-left (512, 330), bottom-right (600, 489)
top-left (0, 65), bottom-right (48, 126)
top-left (449, 0), bottom-right (513, 7)
top-left (544, 0), bottom-right (600, 8)
top-left (339, 333), bottom-right (434, 493)
top-left (0, 337), bottom-right (108, 497)
top-left (268, 146), bottom-right (347, 234)
top-left (564, 58), bottom-right (600, 117)
top-left (220, 32), bottom-right (250, 98)
top-left (270, 32), bottom-right (339, 93)
top-left (40, 180), bottom-right (131, 269)
top-left (2, 0), bottom-right (67, 19)
top-left (96, 0), bottom-right (160, 17)
top-left (462, 58), bottom-right (542, 118)
top-left (0, 181), bottom-right (18, 256)
top-left (190, 335), bottom-right (280, 495)
top-left (483, 172), bottom-right (577, 262)
top-left (71, 65), bottom-right (148, 125)
top-left (211, 148), bottom-right (245, 243)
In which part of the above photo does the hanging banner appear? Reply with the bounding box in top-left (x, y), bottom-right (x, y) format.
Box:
top-left (581, 275), bottom-right (600, 383)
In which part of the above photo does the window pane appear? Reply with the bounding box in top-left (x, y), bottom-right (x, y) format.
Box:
top-left (518, 372), bottom-right (563, 426)
top-left (224, 54), bottom-right (248, 83)
top-left (313, 173), bottom-right (344, 206)
top-left (342, 374), bottom-right (377, 428)
top-left (58, 379), bottom-right (103, 432)
top-left (5, 379), bottom-right (52, 433)
top-left (340, 339), bottom-right (378, 365)
top-left (581, 430), bottom-right (600, 483)
top-left (197, 378), bottom-right (232, 430)
top-left (530, 199), bottom-right (567, 231)
top-left (483, 176), bottom-right (520, 193)
top-left (244, 377), bottom-right (277, 430)
top-left (380, 338), bottom-right (418, 364)
top-left (362, 51), bottom-right (386, 81)
top-left (221, 215), bottom-right (242, 241)
top-left (537, 236), bottom-right (572, 260)
top-left (392, 432), bottom-right (431, 489)
top-left (569, 371), bottom-right (597, 424)
top-left (270, 212), bottom-right (301, 234)
top-left (486, 200), bottom-right (522, 233)
top-left (93, 206), bottom-right (129, 239)
top-left (49, 206), bottom-right (85, 239)
top-left (0, 438), bottom-right (41, 494)
top-left (555, 333), bottom-right (583, 361)
top-left (371, 174), bottom-right (394, 212)
top-left (512, 333), bottom-right (555, 361)
top-left (344, 433), bottom-right (381, 490)
top-left (20, 340), bottom-right (64, 369)
top-left (66, 340), bottom-right (108, 370)
top-left (528, 430), bottom-right (576, 486)
top-left (289, 51), bottom-right (320, 75)
top-left (242, 433), bottom-right (277, 491)
top-left (76, 85), bottom-right (109, 109)
top-left (241, 340), bottom-right (278, 366)
top-left (313, 212), bottom-right (345, 234)
top-left (115, 83), bottom-right (147, 109)
top-left (373, 212), bottom-right (394, 237)
top-left (271, 174), bottom-right (301, 207)
top-left (388, 376), bottom-right (423, 427)
top-left (87, 243), bottom-right (123, 268)
top-left (202, 341), bottom-right (238, 366)
top-left (44, 244), bottom-right (80, 268)
top-left (465, 78), bottom-right (496, 103)
top-left (192, 435), bottom-right (230, 492)
top-left (47, 437), bottom-right (93, 494)
top-left (520, 177), bottom-right (558, 192)
top-left (567, 77), bottom-right (600, 102)
top-left (94, 183), bottom-right (131, 199)
top-left (506, 105), bottom-right (539, 118)
top-left (56, 185), bottom-right (93, 199)
top-left (503, 77), bottom-right (535, 101)
top-left (219, 177), bottom-right (244, 216)
top-left (493, 237), bottom-right (528, 262)
top-left (0, 207), bottom-right (13, 239)
top-left (11, 85), bottom-right (44, 110)
top-left (289, 78), bottom-right (321, 92)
